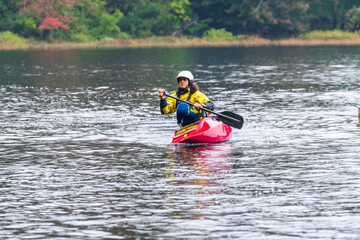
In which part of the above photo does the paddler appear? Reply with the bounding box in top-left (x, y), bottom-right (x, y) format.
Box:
top-left (158, 70), bottom-right (215, 127)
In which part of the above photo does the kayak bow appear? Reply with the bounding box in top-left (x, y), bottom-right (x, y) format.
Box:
top-left (172, 117), bottom-right (232, 144)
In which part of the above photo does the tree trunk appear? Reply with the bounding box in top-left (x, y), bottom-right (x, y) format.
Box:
top-left (171, 20), bottom-right (197, 37)
top-left (43, 29), bottom-right (52, 41)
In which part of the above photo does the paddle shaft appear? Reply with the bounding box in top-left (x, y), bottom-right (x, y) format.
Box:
top-left (345, 102), bottom-right (360, 109)
top-left (164, 93), bottom-right (239, 123)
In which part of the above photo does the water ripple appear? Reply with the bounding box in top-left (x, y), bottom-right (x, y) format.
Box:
top-left (1, 47), bottom-right (360, 239)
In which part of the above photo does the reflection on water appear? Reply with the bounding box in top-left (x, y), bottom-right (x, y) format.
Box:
top-left (1, 47), bottom-right (360, 239)
top-left (166, 144), bottom-right (233, 187)
top-left (164, 144), bottom-right (234, 223)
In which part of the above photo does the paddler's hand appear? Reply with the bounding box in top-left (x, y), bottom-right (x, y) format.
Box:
top-left (158, 89), bottom-right (165, 100)
top-left (193, 102), bottom-right (202, 109)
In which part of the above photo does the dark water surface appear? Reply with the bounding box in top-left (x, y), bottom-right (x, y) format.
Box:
top-left (1, 47), bottom-right (360, 239)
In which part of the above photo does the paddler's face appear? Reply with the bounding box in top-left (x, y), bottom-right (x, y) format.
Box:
top-left (178, 77), bottom-right (189, 89)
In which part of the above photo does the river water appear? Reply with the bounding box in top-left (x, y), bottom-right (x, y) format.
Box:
top-left (1, 46), bottom-right (360, 239)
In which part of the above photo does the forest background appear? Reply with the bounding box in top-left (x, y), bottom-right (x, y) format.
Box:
top-left (2, 0), bottom-right (360, 48)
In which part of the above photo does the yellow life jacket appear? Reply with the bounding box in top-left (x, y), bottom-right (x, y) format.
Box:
top-left (161, 88), bottom-right (212, 115)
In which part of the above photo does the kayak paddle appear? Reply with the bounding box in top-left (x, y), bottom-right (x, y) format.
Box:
top-left (164, 93), bottom-right (244, 129)
top-left (345, 102), bottom-right (360, 109)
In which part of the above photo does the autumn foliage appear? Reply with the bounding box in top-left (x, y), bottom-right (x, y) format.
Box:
top-left (38, 17), bottom-right (70, 30)
top-left (17, 0), bottom-right (83, 30)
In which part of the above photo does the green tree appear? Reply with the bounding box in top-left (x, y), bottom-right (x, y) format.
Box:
top-left (346, 6), bottom-right (360, 31)
top-left (165, 0), bottom-right (192, 34)
top-left (118, 0), bottom-right (193, 37)
top-left (254, 0), bottom-right (310, 37)
top-left (118, 3), bottom-right (162, 37)
top-left (308, 0), bottom-right (360, 30)
top-left (190, 0), bottom-right (310, 37)
top-left (66, 0), bottom-right (125, 40)
top-left (5, 0), bottom-right (360, 41)
top-left (0, 0), bottom-right (23, 33)
top-left (190, 0), bottom-right (257, 34)
top-left (106, 0), bottom-right (146, 14)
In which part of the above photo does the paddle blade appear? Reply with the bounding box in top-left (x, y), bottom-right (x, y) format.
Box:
top-left (216, 111), bottom-right (244, 129)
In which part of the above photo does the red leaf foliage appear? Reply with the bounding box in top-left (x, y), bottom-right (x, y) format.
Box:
top-left (17, 0), bottom-right (83, 30)
top-left (39, 17), bottom-right (70, 30)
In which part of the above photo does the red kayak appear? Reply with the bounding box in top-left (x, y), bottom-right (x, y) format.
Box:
top-left (172, 117), bottom-right (232, 144)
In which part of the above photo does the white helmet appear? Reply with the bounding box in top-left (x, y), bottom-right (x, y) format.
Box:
top-left (176, 71), bottom-right (194, 84)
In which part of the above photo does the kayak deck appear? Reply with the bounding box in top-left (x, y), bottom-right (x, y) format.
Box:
top-left (172, 117), bottom-right (232, 144)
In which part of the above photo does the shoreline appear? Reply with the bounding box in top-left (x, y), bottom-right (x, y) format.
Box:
top-left (2, 37), bottom-right (360, 50)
